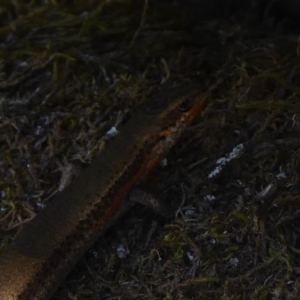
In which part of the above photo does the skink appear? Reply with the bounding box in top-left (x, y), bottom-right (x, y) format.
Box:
top-left (0, 85), bottom-right (206, 300)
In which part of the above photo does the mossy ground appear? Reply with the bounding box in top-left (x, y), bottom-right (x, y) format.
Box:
top-left (1, 1), bottom-right (300, 299)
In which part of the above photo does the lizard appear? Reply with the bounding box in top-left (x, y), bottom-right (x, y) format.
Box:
top-left (0, 84), bottom-right (207, 300)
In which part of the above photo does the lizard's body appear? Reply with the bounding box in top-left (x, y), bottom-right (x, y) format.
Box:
top-left (0, 85), bottom-right (206, 300)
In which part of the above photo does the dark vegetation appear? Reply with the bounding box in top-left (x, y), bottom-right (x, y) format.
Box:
top-left (1, 0), bottom-right (300, 299)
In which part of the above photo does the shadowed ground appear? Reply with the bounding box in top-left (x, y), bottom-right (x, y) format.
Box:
top-left (1, 1), bottom-right (300, 299)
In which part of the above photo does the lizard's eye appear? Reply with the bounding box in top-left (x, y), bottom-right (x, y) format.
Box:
top-left (177, 99), bottom-right (191, 112)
